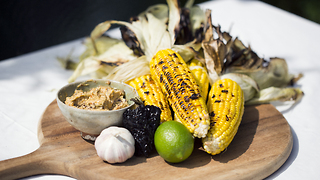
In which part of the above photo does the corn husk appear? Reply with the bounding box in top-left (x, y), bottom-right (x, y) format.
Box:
top-left (225, 39), bottom-right (297, 89)
top-left (189, 5), bottom-right (206, 41)
top-left (104, 56), bottom-right (150, 83)
top-left (201, 10), bottom-right (223, 85)
top-left (138, 4), bottom-right (169, 24)
top-left (90, 0), bottom-right (180, 61)
top-left (81, 36), bottom-right (122, 59)
top-left (67, 38), bottom-right (136, 83)
top-left (197, 8), bottom-right (304, 105)
top-left (246, 87), bottom-right (304, 105)
top-left (59, 0), bottom-right (304, 105)
top-left (68, 0), bottom-right (183, 83)
top-left (62, 0), bottom-right (209, 83)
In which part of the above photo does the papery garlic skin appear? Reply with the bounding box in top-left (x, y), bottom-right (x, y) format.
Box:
top-left (95, 126), bottom-right (135, 164)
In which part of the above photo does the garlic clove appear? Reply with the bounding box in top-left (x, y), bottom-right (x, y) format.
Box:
top-left (95, 126), bottom-right (135, 164)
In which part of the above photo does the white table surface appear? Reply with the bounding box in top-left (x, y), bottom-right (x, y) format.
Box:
top-left (1, 0), bottom-right (319, 179)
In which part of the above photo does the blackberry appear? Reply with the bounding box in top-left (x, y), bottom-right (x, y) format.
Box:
top-left (123, 104), bottom-right (161, 157)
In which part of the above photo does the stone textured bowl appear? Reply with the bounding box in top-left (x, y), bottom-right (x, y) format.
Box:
top-left (56, 79), bottom-right (138, 140)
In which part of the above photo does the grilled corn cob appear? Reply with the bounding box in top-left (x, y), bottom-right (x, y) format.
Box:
top-left (202, 78), bottom-right (244, 155)
top-left (150, 49), bottom-right (210, 138)
top-left (128, 74), bottom-right (172, 122)
top-left (187, 59), bottom-right (210, 102)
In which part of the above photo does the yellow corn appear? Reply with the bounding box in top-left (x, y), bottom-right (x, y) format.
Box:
top-left (187, 59), bottom-right (210, 102)
top-left (150, 49), bottom-right (210, 138)
top-left (202, 78), bottom-right (244, 155)
top-left (128, 74), bottom-right (172, 123)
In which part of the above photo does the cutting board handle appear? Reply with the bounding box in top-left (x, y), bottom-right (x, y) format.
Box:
top-left (0, 149), bottom-right (44, 179)
top-left (0, 147), bottom-right (66, 179)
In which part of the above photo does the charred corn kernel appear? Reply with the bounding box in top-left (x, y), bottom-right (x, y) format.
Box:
top-left (150, 49), bottom-right (210, 138)
top-left (187, 59), bottom-right (210, 102)
top-left (128, 74), bottom-right (172, 122)
top-left (202, 78), bottom-right (244, 155)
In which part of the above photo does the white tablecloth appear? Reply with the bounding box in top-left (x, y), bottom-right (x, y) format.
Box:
top-left (1, 0), bottom-right (319, 179)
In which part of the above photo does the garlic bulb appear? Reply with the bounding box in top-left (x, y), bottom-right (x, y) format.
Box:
top-left (95, 126), bottom-right (135, 164)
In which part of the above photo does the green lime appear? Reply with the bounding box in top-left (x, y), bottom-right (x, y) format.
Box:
top-left (154, 121), bottom-right (194, 163)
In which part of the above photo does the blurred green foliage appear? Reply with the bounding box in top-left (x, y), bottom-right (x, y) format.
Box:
top-left (261, 0), bottom-right (320, 24)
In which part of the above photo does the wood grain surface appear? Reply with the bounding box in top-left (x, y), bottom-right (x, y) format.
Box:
top-left (0, 100), bottom-right (293, 180)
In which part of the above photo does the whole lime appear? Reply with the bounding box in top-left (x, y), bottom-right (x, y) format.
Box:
top-left (154, 121), bottom-right (194, 163)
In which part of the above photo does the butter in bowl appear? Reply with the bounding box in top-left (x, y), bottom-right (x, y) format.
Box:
top-left (56, 79), bottom-right (138, 141)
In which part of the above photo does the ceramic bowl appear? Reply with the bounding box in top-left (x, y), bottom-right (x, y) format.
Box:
top-left (56, 79), bottom-right (138, 140)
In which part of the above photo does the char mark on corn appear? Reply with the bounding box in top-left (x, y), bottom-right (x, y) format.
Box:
top-left (128, 74), bottom-right (172, 123)
top-left (202, 78), bottom-right (245, 155)
top-left (150, 49), bottom-right (210, 138)
top-left (187, 59), bottom-right (210, 102)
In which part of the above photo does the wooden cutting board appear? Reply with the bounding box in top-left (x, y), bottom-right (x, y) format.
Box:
top-left (0, 100), bottom-right (292, 180)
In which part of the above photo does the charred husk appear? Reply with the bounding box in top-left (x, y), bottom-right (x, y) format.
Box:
top-left (175, 8), bottom-right (193, 45)
top-left (120, 20), bottom-right (144, 56)
top-left (123, 104), bottom-right (161, 157)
